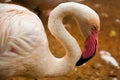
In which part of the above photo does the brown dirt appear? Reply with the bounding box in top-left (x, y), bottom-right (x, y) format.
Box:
top-left (10, 0), bottom-right (120, 80)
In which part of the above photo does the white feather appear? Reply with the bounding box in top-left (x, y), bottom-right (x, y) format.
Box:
top-left (100, 50), bottom-right (120, 69)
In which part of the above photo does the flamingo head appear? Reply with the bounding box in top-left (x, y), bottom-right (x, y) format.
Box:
top-left (76, 11), bottom-right (100, 66)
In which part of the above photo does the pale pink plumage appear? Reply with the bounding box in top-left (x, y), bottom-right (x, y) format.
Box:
top-left (0, 2), bottom-right (100, 80)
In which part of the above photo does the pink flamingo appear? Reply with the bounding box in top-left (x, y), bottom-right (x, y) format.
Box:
top-left (0, 2), bottom-right (100, 80)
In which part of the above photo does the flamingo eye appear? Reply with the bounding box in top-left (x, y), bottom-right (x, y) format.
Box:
top-left (92, 25), bottom-right (96, 30)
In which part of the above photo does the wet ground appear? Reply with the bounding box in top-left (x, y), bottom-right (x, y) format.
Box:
top-left (10, 0), bottom-right (120, 80)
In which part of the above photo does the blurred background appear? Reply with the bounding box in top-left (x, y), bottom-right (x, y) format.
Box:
top-left (7, 0), bottom-right (120, 80)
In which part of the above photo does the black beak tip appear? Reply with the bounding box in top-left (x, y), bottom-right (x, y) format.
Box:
top-left (76, 57), bottom-right (85, 66)
top-left (76, 56), bottom-right (94, 66)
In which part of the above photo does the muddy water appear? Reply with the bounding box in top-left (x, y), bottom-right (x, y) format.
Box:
top-left (10, 0), bottom-right (120, 80)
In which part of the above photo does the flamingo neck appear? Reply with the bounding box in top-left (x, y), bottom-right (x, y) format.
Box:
top-left (45, 2), bottom-right (86, 76)
top-left (46, 2), bottom-right (99, 76)
top-left (48, 2), bottom-right (85, 65)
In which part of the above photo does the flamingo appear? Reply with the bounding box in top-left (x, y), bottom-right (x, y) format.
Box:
top-left (0, 2), bottom-right (100, 80)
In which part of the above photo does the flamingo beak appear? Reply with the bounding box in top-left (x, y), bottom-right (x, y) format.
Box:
top-left (76, 28), bottom-right (98, 66)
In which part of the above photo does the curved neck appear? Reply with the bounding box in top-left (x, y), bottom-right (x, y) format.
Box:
top-left (46, 2), bottom-right (86, 76)
top-left (46, 2), bottom-right (99, 76)
top-left (48, 2), bottom-right (85, 63)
